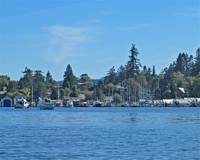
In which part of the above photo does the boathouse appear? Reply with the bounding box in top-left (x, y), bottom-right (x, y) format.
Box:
top-left (1, 96), bottom-right (13, 107)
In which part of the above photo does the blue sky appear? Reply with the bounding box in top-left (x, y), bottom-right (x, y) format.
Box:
top-left (0, 0), bottom-right (200, 80)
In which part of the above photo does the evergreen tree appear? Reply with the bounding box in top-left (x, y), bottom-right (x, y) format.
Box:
top-left (143, 66), bottom-right (147, 74)
top-left (33, 70), bottom-right (46, 100)
top-left (0, 75), bottom-right (10, 94)
top-left (70, 85), bottom-right (79, 97)
top-left (175, 53), bottom-right (186, 73)
top-left (80, 74), bottom-right (90, 83)
top-left (193, 75), bottom-right (200, 97)
top-left (2, 45), bottom-right (200, 102)
top-left (117, 65), bottom-right (126, 85)
top-left (46, 71), bottom-right (54, 84)
top-left (137, 74), bottom-right (147, 99)
top-left (63, 64), bottom-right (76, 89)
top-left (7, 80), bottom-right (18, 93)
top-left (105, 66), bottom-right (117, 84)
top-left (174, 53), bottom-right (193, 75)
top-left (126, 44), bottom-right (141, 79)
top-left (152, 65), bottom-right (156, 77)
top-left (19, 67), bottom-right (33, 89)
top-left (50, 87), bottom-right (59, 100)
top-left (94, 80), bottom-right (104, 100)
top-left (194, 48), bottom-right (200, 75)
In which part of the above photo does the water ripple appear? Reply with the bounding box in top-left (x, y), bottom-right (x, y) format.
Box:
top-left (0, 107), bottom-right (199, 160)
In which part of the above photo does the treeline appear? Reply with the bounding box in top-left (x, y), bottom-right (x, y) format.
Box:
top-left (0, 45), bottom-right (200, 103)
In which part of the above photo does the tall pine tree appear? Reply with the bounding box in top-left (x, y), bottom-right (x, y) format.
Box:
top-left (194, 48), bottom-right (200, 75)
top-left (152, 65), bottom-right (156, 76)
top-left (126, 44), bottom-right (141, 79)
top-left (63, 64), bottom-right (76, 89)
top-left (46, 71), bottom-right (54, 84)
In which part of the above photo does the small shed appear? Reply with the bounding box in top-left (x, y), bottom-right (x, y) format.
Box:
top-left (1, 96), bottom-right (13, 107)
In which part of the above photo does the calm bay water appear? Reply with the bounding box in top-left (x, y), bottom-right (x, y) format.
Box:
top-left (0, 107), bottom-right (199, 160)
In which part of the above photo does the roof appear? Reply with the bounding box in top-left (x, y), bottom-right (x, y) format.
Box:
top-left (1, 96), bottom-right (12, 100)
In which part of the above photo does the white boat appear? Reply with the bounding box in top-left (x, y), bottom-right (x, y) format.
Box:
top-left (38, 98), bottom-right (55, 110)
top-left (65, 100), bottom-right (74, 108)
top-left (15, 98), bottom-right (29, 109)
top-left (93, 101), bottom-right (103, 107)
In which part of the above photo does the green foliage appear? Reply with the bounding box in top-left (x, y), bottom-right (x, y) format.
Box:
top-left (7, 80), bottom-right (18, 92)
top-left (192, 75), bottom-right (200, 97)
top-left (80, 74), bottom-right (90, 83)
top-left (113, 93), bottom-right (123, 104)
top-left (18, 88), bottom-right (30, 97)
top-left (105, 66), bottom-right (117, 84)
top-left (126, 44), bottom-right (141, 79)
top-left (193, 48), bottom-right (200, 75)
top-left (0, 75), bottom-right (10, 91)
top-left (70, 85), bottom-right (79, 97)
top-left (94, 80), bottom-right (105, 100)
top-left (174, 53), bottom-right (193, 75)
top-left (46, 71), bottom-right (54, 84)
top-left (63, 64), bottom-right (77, 89)
top-left (50, 87), bottom-right (58, 100)
top-left (1, 45), bottom-right (200, 104)
top-left (64, 88), bottom-right (71, 98)
top-left (33, 70), bottom-right (46, 100)
top-left (19, 67), bottom-right (33, 89)
top-left (152, 65), bottom-right (156, 77)
top-left (117, 65), bottom-right (126, 84)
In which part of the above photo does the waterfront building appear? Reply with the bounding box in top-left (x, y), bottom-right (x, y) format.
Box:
top-left (1, 96), bottom-right (13, 107)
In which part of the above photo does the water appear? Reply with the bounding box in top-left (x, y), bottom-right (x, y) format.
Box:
top-left (0, 107), bottom-right (199, 160)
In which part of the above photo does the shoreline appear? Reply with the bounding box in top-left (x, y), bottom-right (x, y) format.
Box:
top-left (0, 105), bottom-right (200, 109)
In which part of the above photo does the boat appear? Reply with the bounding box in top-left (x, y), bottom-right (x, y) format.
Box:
top-left (15, 98), bottom-right (29, 109)
top-left (64, 100), bottom-right (74, 108)
top-left (77, 101), bottom-right (88, 107)
top-left (38, 98), bottom-right (55, 110)
top-left (93, 101), bottom-right (103, 107)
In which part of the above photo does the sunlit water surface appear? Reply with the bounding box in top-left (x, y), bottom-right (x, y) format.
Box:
top-left (0, 107), bottom-right (199, 160)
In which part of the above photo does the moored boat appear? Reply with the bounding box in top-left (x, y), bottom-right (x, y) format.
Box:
top-left (15, 98), bottom-right (29, 109)
top-left (93, 101), bottom-right (103, 107)
top-left (38, 98), bottom-right (55, 110)
top-left (64, 100), bottom-right (74, 108)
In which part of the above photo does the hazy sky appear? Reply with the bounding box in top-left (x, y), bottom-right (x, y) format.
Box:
top-left (0, 0), bottom-right (200, 80)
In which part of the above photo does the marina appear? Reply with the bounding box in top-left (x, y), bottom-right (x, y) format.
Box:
top-left (0, 0), bottom-right (199, 159)
top-left (1, 96), bottom-right (200, 108)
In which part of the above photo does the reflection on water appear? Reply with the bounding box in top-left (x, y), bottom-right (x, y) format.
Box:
top-left (129, 114), bottom-right (137, 123)
top-left (0, 107), bottom-right (199, 160)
